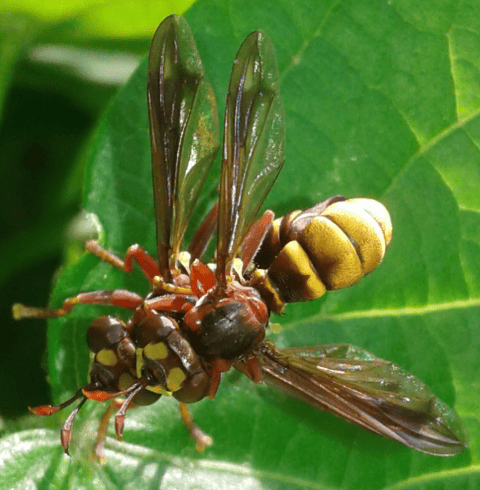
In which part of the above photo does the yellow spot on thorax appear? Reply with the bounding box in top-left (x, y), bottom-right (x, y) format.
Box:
top-left (96, 349), bottom-right (118, 367)
top-left (167, 367), bottom-right (187, 392)
top-left (146, 384), bottom-right (172, 396)
top-left (144, 342), bottom-right (168, 360)
top-left (136, 343), bottom-right (174, 396)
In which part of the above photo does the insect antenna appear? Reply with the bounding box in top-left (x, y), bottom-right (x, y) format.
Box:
top-left (28, 388), bottom-right (83, 416)
top-left (29, 390), bottom-right (94, 454)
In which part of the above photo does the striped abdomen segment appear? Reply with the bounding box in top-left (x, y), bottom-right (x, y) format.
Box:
top-left (252, 197), bottom-right (392, 312)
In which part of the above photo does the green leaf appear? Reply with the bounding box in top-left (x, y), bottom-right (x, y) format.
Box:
top-left (0, 12), bottom-right (40, 119)
top-left (0, 0), bottom-right (197, 421)
top-left (1, 0), bottom-right (193, 33)
top-left (4, 0), bottom-right (480, 489)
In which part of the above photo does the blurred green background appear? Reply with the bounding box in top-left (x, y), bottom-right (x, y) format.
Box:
top-left (0, 0), bottom-right (193, 419)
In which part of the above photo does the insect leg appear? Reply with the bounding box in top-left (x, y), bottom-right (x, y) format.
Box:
top-left (190, 259), bottom-right (217, 296)
top-left (151, 275), bottom-right (193, 295)
top-left (86, 241), bottom-right (160, 283)
top-left (244, 356), bottom-right (263, 383)
top-left (207, 359), bottom-right (233, 399)
top-left (29, 389), bottom-right (88, 454)
top-left (13, 289), bottom-right (143, 319)
top-left (144, 294), bottom-right (195, 313)
top-left (29, 389), bottom-right (83, 416)
top-left (240, 210), bottom-right (274, 272)
top-left (179, 402), bottom-right (213, 452)
top-left (93, 400), bottom-right (117, 464)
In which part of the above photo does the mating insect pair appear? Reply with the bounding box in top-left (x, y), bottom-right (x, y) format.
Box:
top-left (14, 15), bottom-right (466, 459)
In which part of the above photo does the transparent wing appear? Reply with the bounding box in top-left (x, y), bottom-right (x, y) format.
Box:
top-left (216, 31), bottom-right (285, 285)
top-left (148, 15), bottom-right (220, 277)
top-left (250, 341), bottom-right (467, 456)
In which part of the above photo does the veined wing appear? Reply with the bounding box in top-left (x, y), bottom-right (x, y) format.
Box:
top-left (216, 31), bottom-right (285, 286)
top-left (250, 341), bottom-right (467, 456)
top-left (148, 15), bottom-right (220, 278)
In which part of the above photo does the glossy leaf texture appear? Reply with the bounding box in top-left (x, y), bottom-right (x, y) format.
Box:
top-left (2, 0), bottom-right (480, 489)
top-left (217, 30), bottom-right (285, 278)
top-left (148, 15), bottom-right (219, 272)
top-left (0, 0), bottom-right (195, 122)
top-left (0, 0), bottom-right (197, 419)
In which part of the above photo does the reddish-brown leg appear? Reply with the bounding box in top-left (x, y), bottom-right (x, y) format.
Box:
top-left (244, 356), bottom-right (263, 383)
top-left (83, 383), bottom-right (139, 402)
top-left (190, 259), bottom-right (217, 296)
top-left (234, 356), bottom-right (263, 383)
top-left (179, 402), bottom-right (213, 452)
top-left (13, 289), bottom-right (143, 320)
top-left (152, 276), bottom-right (193, 295)
top-left (86, 241), bottom-right (160, 283)
top-left (29, 389), bottom-right (88, 455)
top-left (207, 359), bottom-right (233, 399)
top-left (188, 203), bottom-right (219, 261)
top-left (29, 389), bottom-right (83, 416)
top-left (86, 382), bottom-right (145, 461)
top-left (93, 397), bottom-right (135, 464)
top-left (208, 369), bottom-right (221, 400)
top-left (93, 400), bottom-right (117, 464)
top-left (240, 210), bottom-right (274, 271)
top-left (144, 294), bottom-right (195, 313)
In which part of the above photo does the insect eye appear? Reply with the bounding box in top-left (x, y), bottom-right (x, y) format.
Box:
top-left (141, 358), bottom-right (167, 387)
top-left (89, 364), bottom-right (115, 390)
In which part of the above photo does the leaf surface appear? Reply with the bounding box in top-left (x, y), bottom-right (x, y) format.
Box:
top-left (3, 0), bottom-right (479, 488)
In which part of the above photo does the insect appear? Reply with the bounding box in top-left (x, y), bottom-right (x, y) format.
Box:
top-left (13, 15), bottom-right (466, 459)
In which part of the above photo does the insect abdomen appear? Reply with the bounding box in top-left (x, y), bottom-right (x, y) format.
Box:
top-left (252, 198), bottom-right (392, 312)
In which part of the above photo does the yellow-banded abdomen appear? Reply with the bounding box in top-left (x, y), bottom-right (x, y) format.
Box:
top-left (251, 196), bottom-right (392, 312)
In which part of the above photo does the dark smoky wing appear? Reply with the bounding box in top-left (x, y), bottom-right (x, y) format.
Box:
top-left (148, 15), bottom-right (220, 276)
top-left (216, 31), bottom-right (285, 285)
top-left (253, 341), bottom-right (467, 456)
